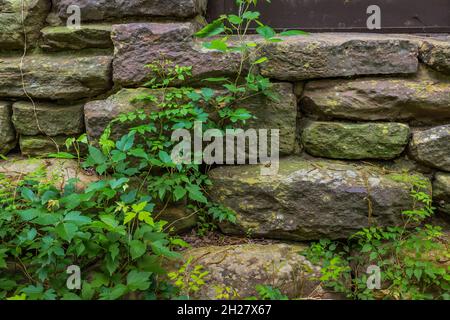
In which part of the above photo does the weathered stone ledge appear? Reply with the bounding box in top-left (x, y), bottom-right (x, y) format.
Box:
top-left (112, 22), bottom-right (243, 87)
top-left (0, 52), bottom-right (113, 100)
top-left (302, 121), bottom-right (410, 160)
top-left (209, 157), bottom-right (431, 241)
top-left (433, 172), bottom-right (450, 214)
top-left (0, 0), bottom-right (50, 50)
top-left (258, 33), bottom-right (419, 81)
top-left (19, 135), bottom-right (73, 157)
top-left (408, 125), bottom-right (450, 172)
top-left (12, 101), bottom-right (84, 136)
top-left (40, 24), bottom-right (113, 51)
top-left (170, 244), bottom-right (321, 299)
top-left (299, 66), bottom-right (450, 125)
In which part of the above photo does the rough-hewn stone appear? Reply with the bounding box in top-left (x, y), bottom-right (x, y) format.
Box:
top-left (0, 53), bottom-right (112, 100)
top-left (19, 135), bottom-right (71, 157)
top-left (84, 88), bottom-right (157, 141)
top-left (239, 83), bottom-right (297, 155)
top-left (85, 84), bottom-right (297, 154)
top-left (159, 206), bottom-right (197, 234)
top-left (0, 101), bottom-right (16, 154)
top-left (0, 0), bottom-right (50, 50)
top-left (302, 122), bottom-right (410, 160)
top-left (171, 244), bottom-right (321, 299)
top-left (112, 22), bottom-right (243, 87)
top-left (52, 0), bottom-right (207, 21)
top-left (41, 24), bottom-right (113, 51)
top-left (12, 101), bottom-right (84, 136)
top-left (433, 172), bottom-right (450, 215)
top-left (419, 39), bottom-right (450, 75)
top-left (0, 156), bottom-right (97, 190)
top-left (209, 158), bottom-right (431, 241)
top-left (258, 33), bottom-right (418, 81)
top-left (300, 66), bottom-right (450, 125)
top-left (409, 125), bottom-right (450, 172)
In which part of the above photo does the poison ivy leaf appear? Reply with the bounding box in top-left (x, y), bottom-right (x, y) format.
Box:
top-left (151, 240), bottom-right (181, 260)
top-left (127, 270), bottom-right (152, 291)
top-left (130, 240), bottom-right (146, 260)
top-left (195, 20), bottom-right (225, 38)
top-left (243, 11), bottom-right (260, 20)
top-left (124, 212), bottom-right (137, 225)
top-left (55, 222), bottom-right (78, 242)
top-left (87, 146), bottom-right (106, 164)
top-left (158, 150), bottom-right (173, 164)
top-left (99, 284), bottom-right (128, 300)
top-left (21, 188), bottom-right (38, 202)
top-left (227, 14), bottom-right (242, 24)
top-left (256, 25), bottom-right (276, 39)
top-left (253, 57), bottom-right (268, 65)
top-left (116, 132), bottom-right (135, 152)
top-left (64, 211), bottom-right (92, 226)
top-left (18, 208), bottom-right (41, 221)
top-left (186, 185), bottom-right (208, 204)
top-left (173, 186), bottom-right (187, 201)
top-left (279, 30), bottom-right (309, 36)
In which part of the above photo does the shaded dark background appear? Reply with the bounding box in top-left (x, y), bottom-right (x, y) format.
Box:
top-left (207, 0), bottom-right (450, 33)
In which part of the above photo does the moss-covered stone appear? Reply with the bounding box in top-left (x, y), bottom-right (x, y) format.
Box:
top-left (419, 39), bottom-right (450, 75)
top-left (0, 156), bottom-right (98, 190)
top-left (19, 135), bottom-right (72, 157)
top-left (0, 52), bottom-right (112, 100)
top-left (300, 66), bottom-right (450, 125)
top-left (169, 243), bottom-right (321, 299)
top-left (408, 125), bottom-right (450, 172)
top-left (302, 121), bottom-right (410, 160)
top-left (433, 172), bottom-right (450, 215)
top-left (258, 33), bottom-right (418, 81)
top-left (0, 101), bottom-right (16, 155)
top-left (41, 24), bottom-right (113, 51)
top-left (209, 157), bottom-right (431, 241)
top-left (12, 101), bottom-right (84, 136)
top-left (0, 0), bottom-right (50, 50)
top-left (112, 22), bottom-right (244, 87)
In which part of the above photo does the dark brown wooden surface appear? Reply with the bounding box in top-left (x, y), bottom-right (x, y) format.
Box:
top-left (207, 0), bottom-right (450, 33)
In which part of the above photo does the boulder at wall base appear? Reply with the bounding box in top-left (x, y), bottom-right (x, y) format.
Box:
top-left (84, 88), bottom-right (160, 141)
top-left (302, 121), bottom-right (410, 160)
top-left (433, 172), bottom-right (450, 215)
top-left (0, 0), bottom-right (50, 50)
top-left (168, 244), bottom-right (321, 299)
top-left (0, 52), bottom-right (113, 100)
top-left (19, 135), bottom-right (76, 157)
top-left (52, 0), bottom-right (207, 21)
top-left (258, 33), bottom-right (418, 81)
top-left (408, 125), bottom-right (450, 172)
top-left (111, 22), bottom-right (244, 87)
top-left (12, 101), bottom-right (85, 136)
top-left (209, 158), bottom-right (431, 241)
top-left (158, 206), bottom-right (197, 234)
top-left (40, 24), bottom-right (113, 51)
top-left (419, 39), bottom-right (450, 75)
top-left (84, 84), bottom-right (297, 154)
top-left (0, 101), bottom-right (17, 155)
top-left (0, 157), bottom-right (98, 190)
top-left (299, 66), bottom-right (450, 125)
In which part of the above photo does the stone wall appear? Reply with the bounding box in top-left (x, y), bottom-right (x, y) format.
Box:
top-left (0, 0), bottom-right (449, 240)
